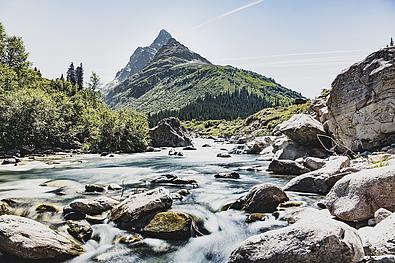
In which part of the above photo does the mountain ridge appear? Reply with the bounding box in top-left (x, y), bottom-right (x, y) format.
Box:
top-left (104, 30), bottom-right (305, 122)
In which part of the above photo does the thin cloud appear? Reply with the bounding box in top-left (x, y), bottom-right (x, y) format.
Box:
top-left (195, 0), bottom-right (265, 29)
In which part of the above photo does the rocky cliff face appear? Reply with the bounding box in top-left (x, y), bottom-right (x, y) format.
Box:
top-left (102, 29), bottom-right (172, 95)
top-left (327, 47), bottom-right (395, 151)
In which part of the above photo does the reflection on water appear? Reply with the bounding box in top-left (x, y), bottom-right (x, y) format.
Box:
top-left (0, 139), bottom-right (320, 262)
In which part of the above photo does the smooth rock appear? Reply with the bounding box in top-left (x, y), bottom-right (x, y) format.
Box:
top-left (267, 159), bottom-right (310, 175)
top-left (142, 211), bottom-right (193, 240)
top-left (324, 165), bottom-right (395, 221)
top-left (0, 215), bottom-right (82, 260)
top-left (284, 156), bottom-right (350, 194)
top-left (68, 197), bottom-right (119, 215)
top-left (229, 215), bottom-right (364, 263)
top-left (109, 187), bottom-right (173, 229)
top-left (228, 183), bottom-right (289, 213)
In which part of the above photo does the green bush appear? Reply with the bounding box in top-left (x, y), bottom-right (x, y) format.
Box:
top-left (0, 23), bottom-right (149, 154)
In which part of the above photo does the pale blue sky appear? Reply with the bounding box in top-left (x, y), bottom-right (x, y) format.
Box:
top-left (1, 0), bottom-right (394, 97)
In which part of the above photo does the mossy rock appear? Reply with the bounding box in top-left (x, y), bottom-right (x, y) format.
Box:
top-left (36, 204), bottom-right (60, 213)
top-left (66, 220), bottom-right (93, 243)
top-left (142, 211), bottom-right (193, 240)
top-left (278, 201), bottom-right (304, 209)
top-left (116, 234), bottom-right (143, 245)
top-left (0, 201), bottom-right (11, 215)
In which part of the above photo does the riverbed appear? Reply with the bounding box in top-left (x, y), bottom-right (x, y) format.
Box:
top-left (0, 139), bottom-right (320, 263)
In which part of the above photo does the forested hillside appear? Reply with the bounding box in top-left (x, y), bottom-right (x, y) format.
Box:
top-left (0, 23), bottom-right (149, 155)
top-left (106, 37), bottom-right (304, 125)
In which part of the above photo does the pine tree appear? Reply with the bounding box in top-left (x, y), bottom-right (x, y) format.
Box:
top-left (4, 36), bottom-right (29, 73)
top-left (66, 62), bottom-right (76, 86)
top-left (60, 74), bottom-right (64, 81)
top-left (75, 62), bottom-right (84, 90)
top-left (391, 37), bottom-right (394, 47)
top-left (87, 72), bottom-right (101, 91)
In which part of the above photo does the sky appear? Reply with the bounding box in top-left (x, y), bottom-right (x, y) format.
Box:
top-left (0, 0), bottom-right (394, 98)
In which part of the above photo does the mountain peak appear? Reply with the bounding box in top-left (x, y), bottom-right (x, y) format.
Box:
top-left (155, 38), bottom-right (211, 64)
top-left (151, 29), bottom-right (172, 49)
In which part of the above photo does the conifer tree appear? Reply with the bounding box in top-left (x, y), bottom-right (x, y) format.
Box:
top-left (76, 62), bottom-right (84, 90)
top-left (60, 74), bottom-right (64, 81)
top-left (66, 62), bottom-right (76, 86)
top-left (87, 72), bottom-right (101, 91)
top-left (4, 36), bottom-right (29, 73)
top-left (391, 37), bottom-right (394, 47)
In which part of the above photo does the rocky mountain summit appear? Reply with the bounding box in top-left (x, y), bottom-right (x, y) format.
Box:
top-left (102, 29), bottom-right (172, 95)
top-left (104, 30), bottom-right (304, 121)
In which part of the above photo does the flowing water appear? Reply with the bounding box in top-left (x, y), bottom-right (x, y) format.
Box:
top-left (0, 139), bottom-right (320, 263)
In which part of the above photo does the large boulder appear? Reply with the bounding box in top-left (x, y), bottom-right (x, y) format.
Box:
top-left (228, 183), bottom-right (289, 213)
top-left (267, 159), bottom-right (310, 175)
top-left (109, 187), bottom-right (172, 229)
top-left (324, 165), bottom-right (395, 222)
top-left (0, 215), bottom-right (82, 260)
top-left (327, 47), bottom-right (395, 151)
top-left (358, 213), bottom-right (395, 256)
top-left (229, 215), bottom-right (364, 263)
top-left (150, 117), bottom-right (192, 147)
top-left (275, 114), bottom-right (327, 146)
top-left (67, 196), bottom-right (119, 216)
top-left (246, 136), bottom-right (275, 154)
top-left (284, 156), bottom-right (350, 194)
top-left (142, 211), bottom-right (193, 240)
top-left (272, 135), bottom-right (327, 160)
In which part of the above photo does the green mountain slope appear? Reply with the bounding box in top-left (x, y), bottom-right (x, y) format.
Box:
top-left (106, 38), bottom-right (304, 122)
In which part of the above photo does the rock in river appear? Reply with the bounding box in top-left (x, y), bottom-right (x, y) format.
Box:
top-left (229, 214), bottom-right (364, 263)
top-left (67, 196), bottom-right (119, 216)
top-left (66, 220), bottom-right (93, 243)
top-left (142, 211), bottom-right (193, 240)
top-left (150, 117), bottom-right (192, 147)
top-left (109, 187), bottom-right (173, 229)
top-left (267, 159), bottom-right (310, 175)
top-left (284, 155), bottom-right (350, 195)
top-left (324, 164), bottom-right (395, 222)
top-left (214, 172), bottom-right (240, 179)
top-left (228, 183), bottom-right (289, 213)
top-left (0, 215), bottom-right (82, 260)
top-left (150, 174), bottom-right (197, 186)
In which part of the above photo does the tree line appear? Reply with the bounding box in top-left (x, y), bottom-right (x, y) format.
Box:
top-left (148, 88), bottom-right (291, 126)
top-left (0, 23), bottom-right (149, 155)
